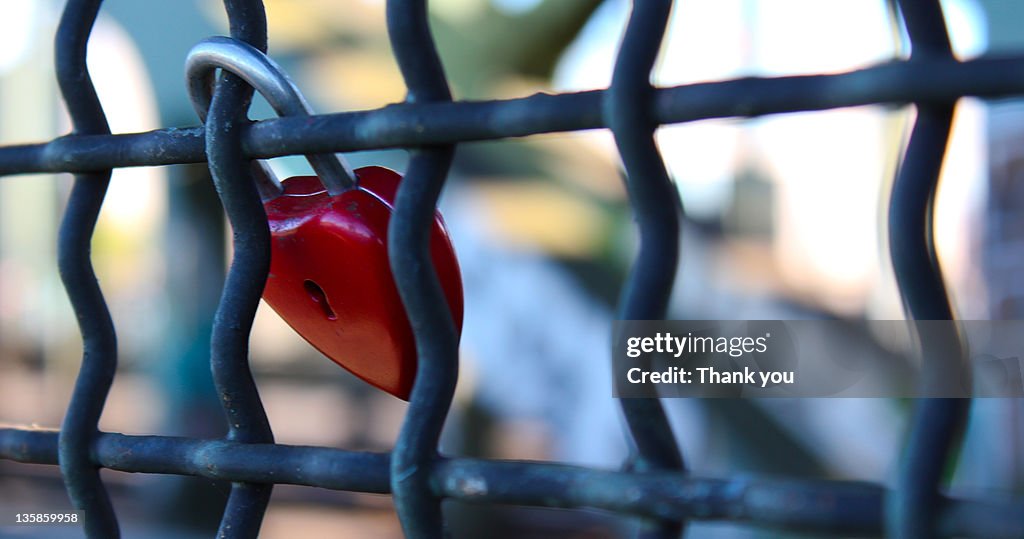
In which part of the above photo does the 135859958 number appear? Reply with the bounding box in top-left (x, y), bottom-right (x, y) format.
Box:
top-left (11, 512), bottom-right (80, 525)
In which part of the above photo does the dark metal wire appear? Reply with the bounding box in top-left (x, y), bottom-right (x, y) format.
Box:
top-left (887, 2), bottom-right (969, 538)
top-left (1, 0), bottom-right (1022, 537)
top-left (202, 1), bottom-right (276, 536)
top-left (53, 0), bottom-right (120, 536)
top-left (385, 1), bottom-right (458, 536)
top-left (3, 429), bottom-right (1024, 537)
top-left (7, 55), bottom-right (1024, 176)
top-left (605, 2), bottom-right (683, 537)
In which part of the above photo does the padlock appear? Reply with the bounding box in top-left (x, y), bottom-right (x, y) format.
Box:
top-left (186, 37), bottom-right (464, 400)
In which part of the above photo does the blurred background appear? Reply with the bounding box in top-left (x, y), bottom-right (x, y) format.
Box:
top-left (1, 0), bottom-right (1023, 537)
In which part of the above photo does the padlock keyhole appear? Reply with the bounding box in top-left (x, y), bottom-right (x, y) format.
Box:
top-left (303, 279), bottom-right (337, 320)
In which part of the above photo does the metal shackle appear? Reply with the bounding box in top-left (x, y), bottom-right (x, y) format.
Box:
top-left (185, 36), bottom-right (355, 200)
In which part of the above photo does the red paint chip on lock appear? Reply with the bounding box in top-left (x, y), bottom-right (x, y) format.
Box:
top-left (261, 166), bottom-right (464, 400)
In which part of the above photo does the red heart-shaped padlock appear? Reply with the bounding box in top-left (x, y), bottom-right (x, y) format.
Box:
top-left (261, 165), bottom-right (464, 400)
top-left (183, 38), bottom-right (461, 399)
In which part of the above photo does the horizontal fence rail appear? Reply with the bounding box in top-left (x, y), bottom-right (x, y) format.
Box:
top-left (2, 429), bottom-right (1024, 538)
top-left (0, 0), bottom-right (1022, 537)
top-left (3, 56), bottom-right (1024, 176)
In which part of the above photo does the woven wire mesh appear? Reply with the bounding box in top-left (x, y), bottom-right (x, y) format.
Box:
top-left (0, 0), bottom-right (1023, 537)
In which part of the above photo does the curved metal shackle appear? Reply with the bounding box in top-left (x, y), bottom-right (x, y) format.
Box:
top-left (185, 36), bottom-right (355, 199)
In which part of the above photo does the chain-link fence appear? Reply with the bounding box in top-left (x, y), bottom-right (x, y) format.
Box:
top-left (1, 0), bottom-right (1023, 537)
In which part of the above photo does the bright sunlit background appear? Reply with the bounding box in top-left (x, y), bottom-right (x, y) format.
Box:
top-left (1, 1), bottom-right (1022, 537)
